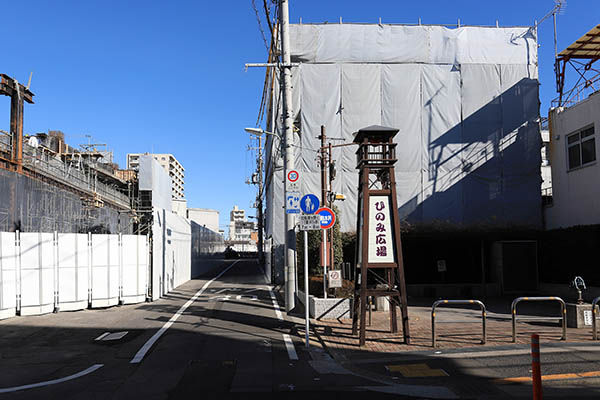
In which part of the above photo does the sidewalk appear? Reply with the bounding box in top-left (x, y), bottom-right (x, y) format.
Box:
top-left (313, 297), bottom-right (597, 361)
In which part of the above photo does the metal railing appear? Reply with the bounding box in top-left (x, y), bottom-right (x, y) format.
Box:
top-left (592, 297), bottom-right (600, 340)
top-left (431, 299), bottom-right (487, 348)
top-left (511, 296), bottom-right (567, 342)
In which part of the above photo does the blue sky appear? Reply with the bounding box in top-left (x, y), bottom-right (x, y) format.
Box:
top-left (1, 1), bottom-right (597, 232)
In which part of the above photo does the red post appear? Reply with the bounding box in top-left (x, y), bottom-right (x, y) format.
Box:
top-left (531, 334), bottom-right (542, 400)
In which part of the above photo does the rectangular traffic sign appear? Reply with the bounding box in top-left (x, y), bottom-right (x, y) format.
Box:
top-left (286, 191), bottom-right (300, 214)
top-left (299, 214), bottom-right (320, 230)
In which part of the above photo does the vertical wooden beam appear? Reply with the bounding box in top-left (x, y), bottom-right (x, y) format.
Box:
top-left (389, 161), bottom-right (410, 344)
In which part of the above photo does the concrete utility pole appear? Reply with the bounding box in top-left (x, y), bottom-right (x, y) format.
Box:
top-left (257, 135), bottom-right (265, 269)
top-left (280, 0), bottom-right (296, 312)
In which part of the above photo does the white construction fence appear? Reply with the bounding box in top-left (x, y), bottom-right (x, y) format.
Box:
top-left (0, 231), bottom-right (149, 320)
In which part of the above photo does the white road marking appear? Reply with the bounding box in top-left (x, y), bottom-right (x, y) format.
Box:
top-left (269, 288), bottom-right (283, 321)
top-left (94, 332), bottom-right (109, 341)
top-left (283, 334), bottom-right (298, 360)
top-left (130, 260), bottom-right (240, 364)
top-left (0, 364), bottom-right (104, 393)
top-left (269, 289), bottom-right (298, 361)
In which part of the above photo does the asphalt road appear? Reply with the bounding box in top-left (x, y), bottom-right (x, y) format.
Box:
top-left (3, 258), bottom-right (600, 399)
top-left (0, 259), bottom-right (428, 399)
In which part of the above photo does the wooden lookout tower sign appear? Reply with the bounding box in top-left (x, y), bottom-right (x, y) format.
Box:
top-left (351, 125), bottom-right (410, 345)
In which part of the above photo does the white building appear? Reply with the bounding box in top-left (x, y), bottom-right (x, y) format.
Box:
top-left (188, 208), bottom-right (220, 234)
top-left (127, 153), bottom-right (185, 199)
top-left (546, 92), bottom-right (600, 229)
top-left (228, 205), bottom-right (257, 252)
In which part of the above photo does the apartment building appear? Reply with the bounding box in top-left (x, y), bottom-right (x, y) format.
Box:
top-left (127, 153), bottom-right (185, 199)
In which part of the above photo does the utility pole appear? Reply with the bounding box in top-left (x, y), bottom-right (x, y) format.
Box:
top-left (318, 125), bottom-right (328, 298)
top-left (280, 0), bottom-right (296, 311)
top-left (257, 135), bottom-right (265, 270)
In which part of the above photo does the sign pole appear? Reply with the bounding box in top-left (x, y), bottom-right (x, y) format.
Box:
top-left (304, 230), bottom-right (310, 348)
top-left (322, 228), bottom-right (327, 299)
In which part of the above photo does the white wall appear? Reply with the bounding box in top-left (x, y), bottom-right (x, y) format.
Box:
top-left (152, 208), bottom-right (192, 299)
top-left (0, 231), bottom-right (149, 320)
top-left (546, 92), bottom-right (600, 229)
top-left (187, 208), bottom-right (220, 234)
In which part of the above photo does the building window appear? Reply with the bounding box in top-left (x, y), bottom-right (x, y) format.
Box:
top-left (567, 126), bottom-right (596, 170)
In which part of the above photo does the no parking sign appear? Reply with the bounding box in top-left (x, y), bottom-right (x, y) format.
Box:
top-left (315, 207), bottom-right (335, 229)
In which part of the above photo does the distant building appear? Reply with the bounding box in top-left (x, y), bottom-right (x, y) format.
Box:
top-left (172, 199), bottom-right (187, 218)
top-left (227, 205), bottom-right (257, 252)
top-left (127, 153), bottom-right (185, 199)
top-left (187, 208), bottom-right (220, 234)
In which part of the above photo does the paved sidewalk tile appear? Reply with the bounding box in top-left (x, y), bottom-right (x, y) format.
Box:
top-left (314, 304), bottom-right (597, 361)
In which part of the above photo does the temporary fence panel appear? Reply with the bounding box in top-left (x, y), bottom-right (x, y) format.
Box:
top-left (57, 233), bottom-right (89, 311)
top-left (91, 234), bottom-right (119, 308)
top-left (0, 232), bottom-right (17, 319)
top-left (121, 235), bottom-right (147, 304)
top-left (20, 232), bottom-right (55, 315)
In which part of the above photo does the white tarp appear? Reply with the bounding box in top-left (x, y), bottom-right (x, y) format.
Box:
top-left (265, 23), bottom-right (542, 268)
top-left (0, 232), bottom-right (17, 319)
top-left (139, 155), bottom-right (173, 211)
top-left (290, 24), bottom-right (537, 66)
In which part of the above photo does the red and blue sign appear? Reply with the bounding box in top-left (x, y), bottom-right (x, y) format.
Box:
top-left (316, 207), bottom-right (336, 229)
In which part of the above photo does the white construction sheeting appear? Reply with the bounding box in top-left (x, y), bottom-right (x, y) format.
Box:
top-left (20, 232), bottom-right (55, 316)
top-left (267, 24), bottom-right (541, 236)
top-left (91, 234), bottom-right (120, 308)
top-left (0, 232), bottom-right (149, 320)
top-left (0, 232), bottom-right (17, 319)
top-left (152, 208), bottom-right (191, 299)
top-left (138, 155), bottom-right (173, 211)
top-left (57, 233), bottom-right (89, 311)
top-left (121, 234), bottom-right (148, 304)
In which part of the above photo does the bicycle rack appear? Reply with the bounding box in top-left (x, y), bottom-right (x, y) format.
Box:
top-left (431, 299), bottom-right (487, 348)
top-left (511, 296), bottom-right (567, 342)
top-left (592, 297), bottom-right (600, 340)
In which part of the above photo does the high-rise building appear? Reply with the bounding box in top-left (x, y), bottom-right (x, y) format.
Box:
top-left (127, 153), bottom-right (185, 199)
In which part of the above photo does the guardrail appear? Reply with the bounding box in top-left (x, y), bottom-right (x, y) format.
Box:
top-left (431, 299), bottom-right (486, 348)
top-left (511, 296), bottom-right (566, 342)
top-left (592, 297), bottom-right (600, 340)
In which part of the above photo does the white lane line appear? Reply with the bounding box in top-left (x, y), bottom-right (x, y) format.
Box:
top-left (269, 288), bottom-right (298, 361)
top-left (283, 334), bottom-right (299, 360)
top-left (0, 364), bottom-right (103, 393)
top-left (130, 260), bottom-right (240, 364)
top-left (269, 288), bottom-right (283, 321)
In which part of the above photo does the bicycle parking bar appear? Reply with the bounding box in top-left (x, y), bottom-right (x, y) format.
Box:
top-left (431, 299), bottom-right (487, 348)
top-left (511, 296), bottom-right (566, 343)
top-left (592, 297), bottom-right (600, 340)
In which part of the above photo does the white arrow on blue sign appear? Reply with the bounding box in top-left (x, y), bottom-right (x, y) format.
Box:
top-left (300, 194), bottom-right (320, 214)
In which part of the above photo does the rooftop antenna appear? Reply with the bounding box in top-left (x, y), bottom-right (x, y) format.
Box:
top-left (532, 0), bottom-right (566, 56)
top-left (26, 72), bottom-right (33, 90)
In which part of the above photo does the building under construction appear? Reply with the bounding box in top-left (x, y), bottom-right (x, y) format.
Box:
top-left (0, 73), bottom-right (140, 234)
top-left (263, 22), bottom-right (542, 295)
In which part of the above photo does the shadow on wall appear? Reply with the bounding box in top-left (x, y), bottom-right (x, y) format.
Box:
top-left (399, 77), bottom-right (542, 229)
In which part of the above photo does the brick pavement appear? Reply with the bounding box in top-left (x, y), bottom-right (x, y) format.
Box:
top-left (314, 303), bottom-right (598, 360)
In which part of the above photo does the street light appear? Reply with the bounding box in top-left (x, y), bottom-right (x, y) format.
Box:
top-left (244, 127), bottom-right (282, 140)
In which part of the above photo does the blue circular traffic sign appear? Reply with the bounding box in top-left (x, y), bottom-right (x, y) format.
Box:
top-left (300, 194), bottom-right (320, 214)
top-left (316, 207), bottom-right (335, 229)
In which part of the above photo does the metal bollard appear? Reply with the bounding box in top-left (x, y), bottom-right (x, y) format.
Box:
top-left (531, 334), bottom-right (542, 400)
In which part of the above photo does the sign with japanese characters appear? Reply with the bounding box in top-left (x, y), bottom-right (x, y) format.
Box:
top-left (367, 196), bottom-right (394, 263)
